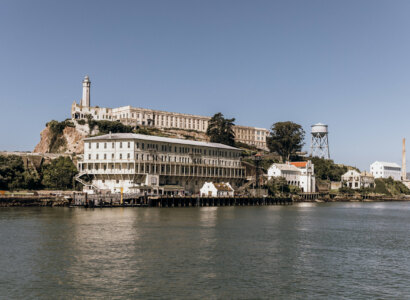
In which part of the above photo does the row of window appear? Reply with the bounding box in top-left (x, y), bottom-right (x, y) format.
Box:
top-left (86, 153), bottom-right (241, 166)
top-left (83, 163), bottom-right (243, 176)
top-left (86, 141), bottom-right (241, 158)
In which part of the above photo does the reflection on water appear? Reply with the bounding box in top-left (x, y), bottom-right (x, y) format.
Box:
top-left (1, 203), bottom-right (410, 298)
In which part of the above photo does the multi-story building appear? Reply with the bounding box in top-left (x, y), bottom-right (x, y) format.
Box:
top-left (370, 161), bottom-right (401, 181)
top-left (71, 76), bottom-right (269, 149)
top-left (77, 133), bottom-right (245, 194)
top-left (267, 161), bottom-right (316, 193)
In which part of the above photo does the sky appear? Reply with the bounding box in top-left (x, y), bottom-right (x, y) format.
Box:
top-left (1, 0), bottom-right (410, 170)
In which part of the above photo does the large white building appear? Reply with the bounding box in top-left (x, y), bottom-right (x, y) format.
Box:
top-left (71, 76), bottom-right (269, 149)
top-left (370, 161), bottom-right (401, 181)
top-left (77, 133), bottom-right (245, 194)
top-left (267, 161), bottom-right (316, 193)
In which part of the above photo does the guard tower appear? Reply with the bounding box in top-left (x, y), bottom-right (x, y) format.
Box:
top-left (310, 123), bottom-right (330, 159)
top-left (81, 75), bottom-right (91, 107)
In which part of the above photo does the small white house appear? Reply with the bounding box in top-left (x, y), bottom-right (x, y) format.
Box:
top-left (341, 170), bottom-right (361, 189)
top-left (370, 161), bottom-right (401, 181)
top-left (342, 170), bottom-right (375, 189)
top-left (200, 182), bottom-right (234, 197)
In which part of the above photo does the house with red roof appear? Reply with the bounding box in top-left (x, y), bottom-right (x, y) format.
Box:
top-left (268, 160), bottom-right (316, 193)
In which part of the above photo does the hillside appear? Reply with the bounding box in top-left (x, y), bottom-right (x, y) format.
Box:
top-left (34, 119), bottom-right (211, 154)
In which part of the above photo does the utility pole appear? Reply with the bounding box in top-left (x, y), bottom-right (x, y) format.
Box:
top-left (254, 154), bottom-right (262, 197)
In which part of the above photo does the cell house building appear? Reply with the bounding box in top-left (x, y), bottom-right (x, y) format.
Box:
top-left (71, 76), bottom-right (269, 150)
top-left (76, 133), bottom-right (245, 194)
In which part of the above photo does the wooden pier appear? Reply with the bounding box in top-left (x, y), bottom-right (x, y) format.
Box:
top-left (72, 193), bottom-right (292, 208)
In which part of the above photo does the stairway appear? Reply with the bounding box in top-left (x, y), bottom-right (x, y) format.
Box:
top-left (237, 178), bottom-right (256, 192)
top-left (75, 172), bottom-right (98, 190)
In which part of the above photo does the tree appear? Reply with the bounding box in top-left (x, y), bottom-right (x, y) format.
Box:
top-left (41, 157), bottom-right (78, 190)
top-left (206, 112), bottom-right (236, 146)
top-left (267, 121), bottom-right (305, 162)
top-left (310, 157), bottom-right (349, 181)
top-left (266, 176), bottom-right (289, 195)
top-left (0, 155), bottom-right (25, 190)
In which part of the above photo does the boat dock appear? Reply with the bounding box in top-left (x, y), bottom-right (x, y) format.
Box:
top-left (72, 193), bottom-right (293, 208)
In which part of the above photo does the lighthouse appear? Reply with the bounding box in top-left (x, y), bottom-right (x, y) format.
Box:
top-left (81, 75), bottom-right (91, 107)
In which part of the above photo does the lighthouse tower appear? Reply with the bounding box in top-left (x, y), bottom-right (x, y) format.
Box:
top-left (81, 75), bottom-right (91, 107)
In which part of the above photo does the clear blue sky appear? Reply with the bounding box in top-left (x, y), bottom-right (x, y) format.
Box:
top-left (1, 0), bottom-right (409, 170)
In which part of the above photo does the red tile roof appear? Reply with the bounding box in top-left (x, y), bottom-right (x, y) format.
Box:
top-left (290, 162), bottom-right (307, 168)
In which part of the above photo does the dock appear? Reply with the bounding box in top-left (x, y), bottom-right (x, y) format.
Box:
top-left (72, 193), bottom-right (292, 208)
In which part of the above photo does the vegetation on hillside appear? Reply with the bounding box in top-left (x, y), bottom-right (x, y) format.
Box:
top-left (206, 112), bottom-right (236, 146)
top-left (41, 157), bottom-right (78, 190)
top-left (310, 157), bottom-right (350, 181)
top-left (373, 178), bottom-right (410, 196)
top-left (47, 120), bottom-right (75, 152)
top-left (0, 155), bottom-right (40, 190)
top-left (0, 155), bottom-right (78, 191)
top-left (267, 121), bottom-right (305, 162)
top-left (86, 116), bottom-right (133, 134)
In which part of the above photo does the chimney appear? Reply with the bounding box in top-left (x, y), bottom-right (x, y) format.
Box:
top-left (402, 138), bottom-right (406, 181)
top-left (109, 131), bottom-right (112, 139)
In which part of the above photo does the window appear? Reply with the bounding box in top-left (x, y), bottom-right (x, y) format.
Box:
top-left (104, 154), bottom-right (107, 159)
top-left (128, 142), bottom-right (130, 148)
top-left (127, 153), bottom-right (130, 159)
top-left (88, 143), bottom-right (91, 149)
top-left (96, 143), bottom-right (99, 149)
top-left (112, 153), bottom-right (114, 159)
top-left (120, 142), bottom-right (122, 148)
top-left (120, 154), bottom-right (122, 159)
top-left (88, 154), bottom-right (91, 160)
top-left (104, 143), bottom-right (107, 149)
top-left (112, 142), bottom-right (114, 148)
top-left (96, 154), bottom-right (99, 159)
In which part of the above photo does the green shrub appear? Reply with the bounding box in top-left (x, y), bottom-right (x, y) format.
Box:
top-left (0, 155), bottom-right (41, 190)
top-left (41, 157), bottom-right (78, 190)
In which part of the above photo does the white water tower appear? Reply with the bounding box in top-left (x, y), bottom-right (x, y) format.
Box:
top-left (310, 123), bottom-right (330, 159)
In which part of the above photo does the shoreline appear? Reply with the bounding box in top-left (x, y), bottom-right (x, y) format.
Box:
top-left (1, 194), bottom-right (410, 207)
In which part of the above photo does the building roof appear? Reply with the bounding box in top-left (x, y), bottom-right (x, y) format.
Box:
top-left (342, 170), bottom-right (360, 177)
top-left (271, 164), bottom-right (300, 172)
top-left (360, 171), bottom-right (374, 178)
top-left (371, 161), bottom-right (401, 168)
top-left (290, 162), bottom-right (307, 168)
top-left (84, 133), bottom-right (240, 150)
top-left (213, 183), bottom-right (234, 191)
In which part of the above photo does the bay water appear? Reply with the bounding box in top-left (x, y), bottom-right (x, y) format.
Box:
top-left (1, 202), bottom-right (410, 299)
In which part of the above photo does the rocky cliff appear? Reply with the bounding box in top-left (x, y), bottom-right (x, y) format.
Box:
top-left (34, 120), bottom-right (210, 155)
top-left (34, 121), bottom-right (88, 154)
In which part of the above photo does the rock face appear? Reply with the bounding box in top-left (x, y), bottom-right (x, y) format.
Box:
top-left (63, 126), bottom-right (87, 154)
top-left (34, 120), bottom-right (209, 155)
top-left (34, 123), bottom-right (87, 154)
top-left (33, 126), bottom-right (51, 153)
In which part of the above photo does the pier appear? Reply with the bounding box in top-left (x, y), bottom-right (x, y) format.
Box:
top-left (72, 193), bottom-right (293, 208)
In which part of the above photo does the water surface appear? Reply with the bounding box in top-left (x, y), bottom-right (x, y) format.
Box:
top-left (1, 202), bottom-right (410, 299)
